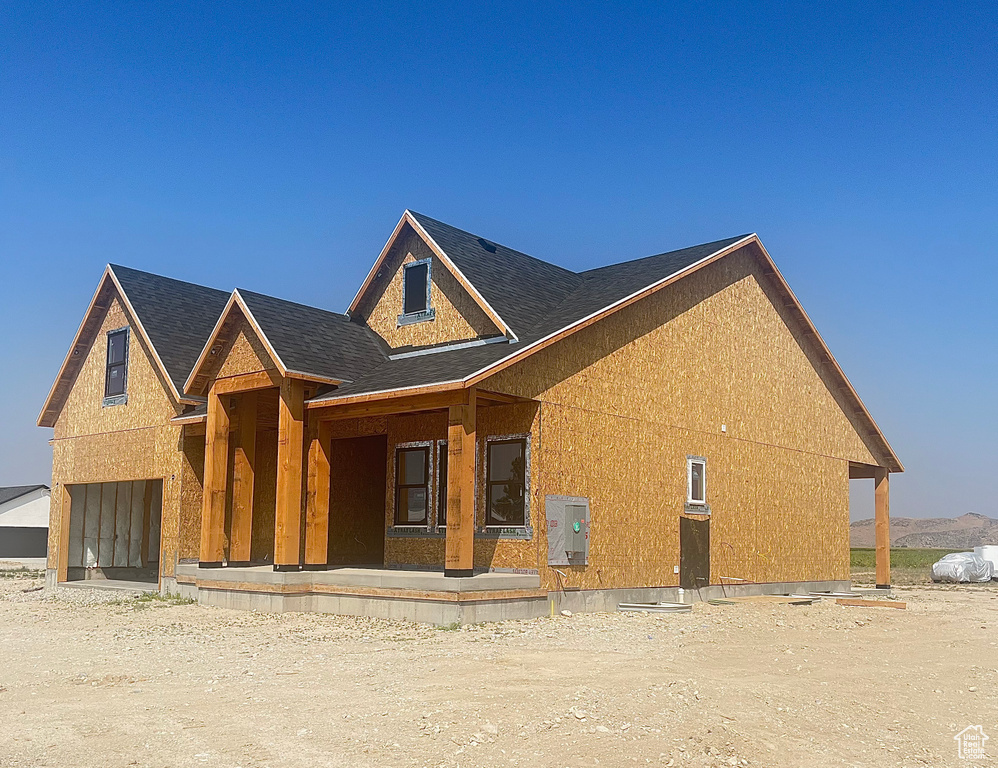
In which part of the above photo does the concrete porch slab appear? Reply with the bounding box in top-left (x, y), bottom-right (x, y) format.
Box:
top-left (173, 563), bottom-right (540, 592)
top-left (60, 579), bottom-right (158, 594)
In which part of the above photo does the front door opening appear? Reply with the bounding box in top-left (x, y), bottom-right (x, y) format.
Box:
top-left (66, 480), bottom-right (163, 583)
top-left (328, 435), bottom-right (387, 566)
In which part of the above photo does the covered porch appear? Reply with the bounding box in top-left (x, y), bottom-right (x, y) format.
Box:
top-left (173, 562), bottom-right (545, 624)
top-left (189, 373), bottom-right (541, 619)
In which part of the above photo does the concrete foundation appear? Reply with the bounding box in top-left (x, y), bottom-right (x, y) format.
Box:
top-left (168, 564), bottom-right (851, 625)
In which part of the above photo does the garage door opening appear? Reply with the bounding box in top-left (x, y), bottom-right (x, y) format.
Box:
top-left (65, 480), bottom-right (162, 584)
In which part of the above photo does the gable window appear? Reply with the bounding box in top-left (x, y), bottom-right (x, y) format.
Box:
top-left (687, 456), bottom-right (706, 505)
top-left (437, 441), bottom-right (448, 527)
top-left (486, 438), bottom-right (527, 527)
top-left (104, 328), bottom-right (129, 404)
top-left (395, 446), bottom-right (430, 526)
top-left (398, 258), bottom-right (435, 325)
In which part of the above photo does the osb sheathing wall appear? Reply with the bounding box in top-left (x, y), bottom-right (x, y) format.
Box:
top-left (383, 404), bottom-right (540, 571)
top-left (213, 313), bottom-right (278, 382)
top-left (354, 226), bottom-right (502, 350)
top-left (483, 247), bottom-right (870, 590)
top-left (48, 297), bottom-right (191, 579)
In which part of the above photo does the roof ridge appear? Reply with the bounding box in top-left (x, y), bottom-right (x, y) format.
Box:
top-left (109, 263), bottom-right (230, 297)
top-left (578, 234), bottom-right (752, 278)
top-left (236, 288), bottom-right (353, 321)
top-left (406, 210), bottom-right (581, 279)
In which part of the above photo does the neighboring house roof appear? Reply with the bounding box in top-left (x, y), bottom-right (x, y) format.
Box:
top-left (0, 485), bottom-right (49, 507)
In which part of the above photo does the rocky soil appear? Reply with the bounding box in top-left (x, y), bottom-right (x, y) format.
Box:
top-left (1, 572), bottom-right (996, 767)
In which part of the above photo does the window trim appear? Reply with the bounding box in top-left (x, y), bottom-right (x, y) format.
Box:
top-left (397, 257), bottom-right (435, 325)
top-left (102, 326), bottom-right (130, 407)
top-left (484, 434), bottom-right (530, 531)
top-left (687, 455), bottom-right (707, 506)
top-left (393, 442), bottom-right (432, 528)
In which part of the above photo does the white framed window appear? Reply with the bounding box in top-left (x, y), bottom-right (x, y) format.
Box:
top-left (687, 456), bottom-right (706, 505)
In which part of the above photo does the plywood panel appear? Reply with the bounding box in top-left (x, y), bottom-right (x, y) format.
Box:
top-left (48, 292), bottom-right (185, 579)
top-left (354, 226), bottom-right (502, 350)
top-left (479, 249), bottom-right (863, 590)
top-left (214, 313), bottom-right (278, 380)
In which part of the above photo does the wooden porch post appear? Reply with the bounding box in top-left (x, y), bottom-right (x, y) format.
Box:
top-left (445, 386), bottom-right (477, 577)
top-left (874, 467), bottom-right (891, 588)
top-left (274, 378), bottom-right (305, 571)
top-left (57, 484), bottom-right (71, 583)
top-left (199, 385), bottom-right (230, 566)
top-left (229, 391), bottom-right (258, 566)
top-left (305, 419), bottom-right (331, 569)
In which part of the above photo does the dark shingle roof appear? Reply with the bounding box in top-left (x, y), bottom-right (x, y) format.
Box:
top-left (121, 218), bottom-right (750, 404)
top-left (237, 290), bottom-right (388, 383)
top-left (111, 265), bottom-right (230, 395)
top-left (310, 230), bottom-right (750, 403)
top-left (0, 485), bottom-right (49, 506)
top-left (409, 211), bottom-right (584, 338)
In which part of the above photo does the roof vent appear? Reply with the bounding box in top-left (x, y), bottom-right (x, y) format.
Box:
top-left (477, 237), bottom-right (497, 254)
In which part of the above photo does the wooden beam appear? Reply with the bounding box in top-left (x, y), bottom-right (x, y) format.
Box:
top-left (199, 386), bottom-right (230, 566)
top-left (304, 419), bottom-right (332, 568)
top-left (57, 484), bottom-right (71, 583)
top-left (274, 378), bottom-right (305, 570)
top-left (229, 392), bottom-right (258, 565)
top-left (311, 389), bottom-right (467, 420)
top-left (444, 386), bottom-right (477, 577)
top-left (476, 389), bottom-right (526, 405)
top-left (874, 467), bottom-right (891, 588)
top-left (213, 369), bottom-right (282, 395)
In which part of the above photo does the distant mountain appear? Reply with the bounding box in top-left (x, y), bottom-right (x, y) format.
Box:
top-left (851, 512), bottom-right (998, 549)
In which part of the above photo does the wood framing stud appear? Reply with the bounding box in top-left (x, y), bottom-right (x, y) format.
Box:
top-left (199, 386), bottom-right (230, 565)
top-left (229, 391), bottom-right (258, 565)
top-left (444, 386), bottom-right (477, 576)
top-left (874, 467), bottom-right (891, 588)
top-left (305, 419), bottom-right (332, 568)
top-left (274, 378), bottom-right (305, 569)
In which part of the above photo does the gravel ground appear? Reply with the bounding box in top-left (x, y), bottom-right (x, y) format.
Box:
top-left (1, 575), bottom-right (996, 768)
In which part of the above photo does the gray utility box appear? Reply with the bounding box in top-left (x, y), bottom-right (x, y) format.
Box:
top-left (546, 495), bottom-right (590, 566)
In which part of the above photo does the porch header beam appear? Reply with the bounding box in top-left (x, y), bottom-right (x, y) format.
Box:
top-left (213, 369), bottom-right (282, 395)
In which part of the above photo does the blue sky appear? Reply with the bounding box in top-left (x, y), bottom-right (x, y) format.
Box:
top-left (1, 3), bottom-right (995, 520)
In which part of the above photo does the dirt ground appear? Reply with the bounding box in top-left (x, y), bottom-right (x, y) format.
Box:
top-left (1, 571), bottom-right (996, 768)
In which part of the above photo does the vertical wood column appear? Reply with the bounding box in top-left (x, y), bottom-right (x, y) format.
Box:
top-left (199, 386), bottom-right (230, 566)
top-left (229, 392), bottom-right (258, 566)
top-left (445, 386), bottom-right (477, 577)
top-left (305, 420), bottom-right (332, 570)
top-left (57, 484), bottom-right (71, 583)
top-left (274, 378), bottom-right (305, 571)
top-left (874, 467), bottom-right (891, 588)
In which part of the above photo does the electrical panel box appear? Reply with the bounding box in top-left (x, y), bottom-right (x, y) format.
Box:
top-left (546, 495), bottom-right (590, 566)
